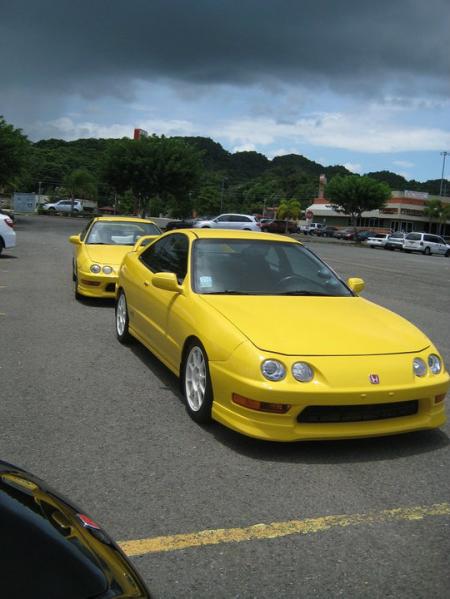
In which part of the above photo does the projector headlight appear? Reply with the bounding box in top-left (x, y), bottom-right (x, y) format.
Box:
top-left (90, 264), bottom-right (101, 274)
top-left (102, 265), bottom-right (113, 274)
top-left (292, 362), bottom-right (314, 382)
top-left (428, 354), bottom-right (441, 375)
top-left (261, 360), bottom-right (286, 381)
top-left (413, 357), bottom-right (427, 377)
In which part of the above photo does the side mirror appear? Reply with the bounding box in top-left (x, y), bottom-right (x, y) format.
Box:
top-left (132, 235), bottom-right (158, 252)
top-left (69, 235), bottom-right (81, 245)
top-left (347, 277), bottom-right (365, 294)
top-left (152, 272), bottom-right (182, 293)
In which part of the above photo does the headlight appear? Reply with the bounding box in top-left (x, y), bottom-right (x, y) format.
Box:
top-left (261, 360), bottom-right (286, 381)
top-left (90, 264), bottom-right (101, 273)
top-left (102, 265), bottom-right (113, 274)
top-left (413, 358), bottom-right (427, 377)
top-left (428, 354), bottom-right (441, 375)
top-left (292, 362), bottom-right (314, 382)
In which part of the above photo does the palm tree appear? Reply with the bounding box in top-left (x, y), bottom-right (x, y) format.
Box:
top-left (423, 199), bottom-right (442, 234)
top-left (438, 203), bottom-right (450, 236)
top-left (277, 199), bottom-right (301, 233)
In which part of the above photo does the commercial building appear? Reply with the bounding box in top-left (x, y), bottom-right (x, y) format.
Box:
top-left (304, 190), bottom-right (450, 235)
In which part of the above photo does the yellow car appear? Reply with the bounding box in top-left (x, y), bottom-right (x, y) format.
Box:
top-left (115, 229), bottom-right (448, 441)
top-left (69, 216), bottom-right (161, 299)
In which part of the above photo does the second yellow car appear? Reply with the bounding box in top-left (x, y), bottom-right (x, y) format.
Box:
top-left (69, 216), bottom-right (161, 299)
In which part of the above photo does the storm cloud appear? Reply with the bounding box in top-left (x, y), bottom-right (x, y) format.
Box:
top-left (2, 0), bottom-right (449, 97)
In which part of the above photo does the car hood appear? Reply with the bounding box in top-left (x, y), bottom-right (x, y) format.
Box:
top-left (199, 295), bottom-right (430, 356)
top-left (84, 244), bottom-right (132, 267)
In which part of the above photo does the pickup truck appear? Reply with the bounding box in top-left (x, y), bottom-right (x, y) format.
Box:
top-left (300, 223), bottom-right (323, 235)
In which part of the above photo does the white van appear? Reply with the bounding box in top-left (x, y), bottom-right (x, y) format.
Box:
top-left (403, 232), bottom-right (449, 256)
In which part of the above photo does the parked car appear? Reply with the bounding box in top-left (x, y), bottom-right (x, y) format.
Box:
top-left (114, 229), bottom-right (448, 442)
top-left (364, 234), bottom-right (389, 248)
top-left (42, 199), bottom-right (97, 214)
top-left (301, 223), bottom-right (323, 235)
top-left (0, 460), bottom-right (150, 598)
top-left (316, 226), bottom-right (338, 238)
top-left (194, 213), bottom-right (260, 231)
top-left (403, 232), bottom-right (450, 256)
top-left (384, 231), bottom-right (406, 250)
top-left (164, 218), bottom-right (198, 232)
top-left (260, 219), bottom-right (298, 234)
top-left (0, 213), bottom-right (16, 255)
top-left (69, 216), bottom-right (161, 299)
top-left (354, 230), bottom-right (378, 242)
top-left (334, 227), bottom-right (355, 240)
top-left (0, 208), bottom-right (15, 223)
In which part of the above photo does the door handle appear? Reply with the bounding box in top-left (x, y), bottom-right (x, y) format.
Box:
top-left (144, 281), bottom-right (149, 287)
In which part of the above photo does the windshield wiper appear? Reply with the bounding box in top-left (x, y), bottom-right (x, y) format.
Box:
top-left (202, 290), bottom-right (256, 295)
top-left (277, 290), bottom-right (336, 296)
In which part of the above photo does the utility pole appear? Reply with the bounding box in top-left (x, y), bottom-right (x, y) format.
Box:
top-left (220, 178), bottom-right (226, 213)
top-left (440, 151), bottom-right (448, 197)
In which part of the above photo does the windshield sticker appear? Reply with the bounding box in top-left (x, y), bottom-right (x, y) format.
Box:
top-left (199, 276), bottom-right (213, 288)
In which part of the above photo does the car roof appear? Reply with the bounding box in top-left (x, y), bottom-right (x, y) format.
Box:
top-left (92, 216), bottom-right (157, 224)
top-left (178, 228), bottom-right (302, 243)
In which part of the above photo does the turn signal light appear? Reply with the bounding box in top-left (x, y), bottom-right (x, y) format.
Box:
top-left (232, 393), bottom-right (291, 413)
top-left (81, 280), bottom-right (101, 286)
top-left (435, 394), bottom-right (446, 404)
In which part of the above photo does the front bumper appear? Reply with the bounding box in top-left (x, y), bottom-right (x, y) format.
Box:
top-left (76, 270), bottom-right (118, 298)
top-left (209, 345), bottom-right (449, 441)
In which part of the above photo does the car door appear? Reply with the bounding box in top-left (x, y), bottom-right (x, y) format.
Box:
top-left (435, 236), bottom-right (448, 255)
top-left (213, 215), bottom-right (232, 229)
top-left (129, 234), bottom-right (189, 369)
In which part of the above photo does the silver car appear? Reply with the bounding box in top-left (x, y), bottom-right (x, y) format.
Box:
top-left (194, 213), bottom-right (260, 231)
top-left (403, 232), bottom-right (450, 256)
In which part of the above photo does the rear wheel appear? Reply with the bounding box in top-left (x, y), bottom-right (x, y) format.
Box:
top-left (182, 341), bottom-right (213, 424)
top-left (0, 239), bottom-right (4, 255)
top-left (424, 247), bottom-right (431, 256)
top-left (115, 290), bottom-right (132, 343)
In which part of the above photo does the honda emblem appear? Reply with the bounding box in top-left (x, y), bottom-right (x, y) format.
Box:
top-left (369, 374), bottom-right (380, 384)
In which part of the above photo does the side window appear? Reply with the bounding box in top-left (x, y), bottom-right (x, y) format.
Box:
top-left (80, 220), bottom-right (94, 241)
top-left (140, 234), bottom-right (189, 282)
top-left (216, 215), bottom-right (229, 222)
top-left (424, 235), bottom-right (434, 243)
top-left (437, 237), bottom-right (446, 244)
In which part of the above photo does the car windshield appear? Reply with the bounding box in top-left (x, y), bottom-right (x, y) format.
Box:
top-left (86, 221), bottom-right (161, 245)
top-left (192, 239), bottom-right (351, 296)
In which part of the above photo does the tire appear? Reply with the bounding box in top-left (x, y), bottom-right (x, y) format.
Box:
top-left (115, 290), bottom-right (132, 344)
top-left (0, 238), bottom-right (4, 255)
top-left (404, 249), bottom-right (411, 253)
top-left (48, 208), bottom-right (56, 214)
top-left (445, 249), bottom-right (450, 257)
top-left (181, 341), bottom-right (213, 424)
top-left (424, 247), bottom-right (431, 256)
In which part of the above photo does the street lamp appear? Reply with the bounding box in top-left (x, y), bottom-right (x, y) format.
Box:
top-left (439, 151), bottom-right (449, 197)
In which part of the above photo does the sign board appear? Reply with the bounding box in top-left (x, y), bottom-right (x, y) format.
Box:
top-left (305, 210), bottom-right (314, 220)
top-left (404, 190), bottom-right (428, 200)
top-left (13, 193), bottom-right (38, 213)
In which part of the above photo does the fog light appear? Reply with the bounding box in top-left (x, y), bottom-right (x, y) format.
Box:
top-left (81, 279), bottom-right (101, 286)
top-left (232, 394), bottom-right (291, 413)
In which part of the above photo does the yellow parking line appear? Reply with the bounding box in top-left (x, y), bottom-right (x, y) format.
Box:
top-left (119, 502), bottom-right (450, 557)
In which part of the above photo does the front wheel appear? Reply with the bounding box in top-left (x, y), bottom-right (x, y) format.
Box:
top-left (115, 290), bottom-right (132, 344)
top-left (424, 247), bottom-right (431, 256)
top-left (182, 342), bottom-right (213, 424)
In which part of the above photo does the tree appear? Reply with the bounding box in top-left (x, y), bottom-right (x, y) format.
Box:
top-left (439, 203), bottom-right (450, 236)
top-left (423, 198), bottom-right (442, 233)
top-left (277, 199), bottom-right (301, 232)
top-left (64, 169), bottom-right (97, 199)
top-left (326, 175), bottom-right (391, 227)
top-left (0, 116), bottom-right (30, 189)
top-left (102, 135), bottom-right (202, 217)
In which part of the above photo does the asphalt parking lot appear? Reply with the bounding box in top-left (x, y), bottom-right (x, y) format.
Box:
top-left (1, 216), bottom-right (449, 598)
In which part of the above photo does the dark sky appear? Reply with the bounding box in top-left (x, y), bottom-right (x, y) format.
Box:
top-left (1, 0), bottom-right (449, 96)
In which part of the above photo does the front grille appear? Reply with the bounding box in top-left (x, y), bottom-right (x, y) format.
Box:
top-left (105, 283), bottom-right (116, 292)
top-left (298, 400), bottom-right (418, 423)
